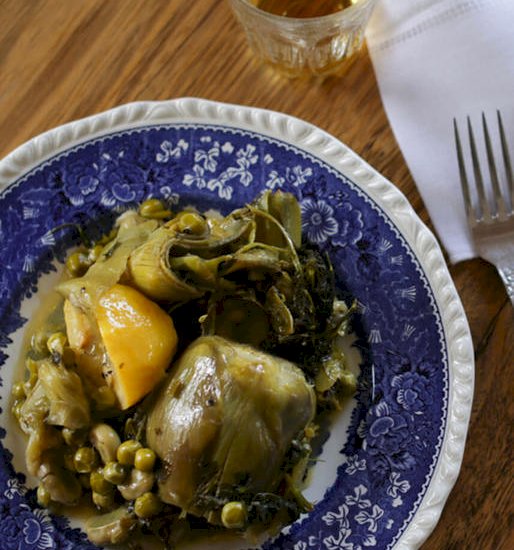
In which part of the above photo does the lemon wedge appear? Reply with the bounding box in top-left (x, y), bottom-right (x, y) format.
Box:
top-left (95, 284), bottom-right (177, 409)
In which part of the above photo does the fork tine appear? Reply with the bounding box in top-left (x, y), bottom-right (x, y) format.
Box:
top-left (482, 112), bottom-right (507, 218)
top-left (497, 110), bottom-right (513, 212)
top-left (454, 118), bottom-right (475, 223)
top-left (467, 115), bottom-right (491, 221)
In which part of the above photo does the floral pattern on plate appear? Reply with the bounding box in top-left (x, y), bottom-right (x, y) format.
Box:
top-left (0, 124), bottom-right (448, 549)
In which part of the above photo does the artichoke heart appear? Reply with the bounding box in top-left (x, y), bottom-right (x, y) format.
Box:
top-left (127, 225), bottom-right (203, 302)
top-left (145, 336), bottom-right (315, 521)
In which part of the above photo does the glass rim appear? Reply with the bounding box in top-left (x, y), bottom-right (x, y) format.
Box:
top-left (230, 0), bottom-right (377, 24)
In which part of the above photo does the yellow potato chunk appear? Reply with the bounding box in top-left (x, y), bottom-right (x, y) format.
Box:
top-left (95, 284), bottom-right (177, 409)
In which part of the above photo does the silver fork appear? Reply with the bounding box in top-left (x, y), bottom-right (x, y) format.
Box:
top-left (453, 111), bottom-right (514, 305)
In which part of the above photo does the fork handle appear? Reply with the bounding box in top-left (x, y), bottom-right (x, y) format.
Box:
top-left (497, 263), bottom-right (514, 306)
top-left (479, 236), bottom-right (514, 307)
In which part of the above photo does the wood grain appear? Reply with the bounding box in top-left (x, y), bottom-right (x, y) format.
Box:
top-left (0, 1), bottom-right (512, 548)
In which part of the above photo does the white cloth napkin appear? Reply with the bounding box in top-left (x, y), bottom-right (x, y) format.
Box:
top-left (366, 0), bottom-right (514, 263)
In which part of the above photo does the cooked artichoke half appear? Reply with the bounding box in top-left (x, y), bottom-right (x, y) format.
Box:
top-left (146, 336), bottom-right (315, 523)
top-left (127, 191), bottom-right (300, 304)
top-left (127, 209), bottom-right (256, 302)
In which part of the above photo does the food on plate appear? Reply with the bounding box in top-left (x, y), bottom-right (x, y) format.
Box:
top-left (11, 190), bottom-right (356, 547)
top-left (95, 284), bottom-right (178, 409)
top-left (146, 336), bottom-right (316, 521)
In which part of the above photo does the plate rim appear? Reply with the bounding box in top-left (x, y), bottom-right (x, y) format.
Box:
top-left (0, 97), bottom-right (475, 549)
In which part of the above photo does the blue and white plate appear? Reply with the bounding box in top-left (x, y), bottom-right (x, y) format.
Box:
top-left (0, 99), bottom-right (474, 550)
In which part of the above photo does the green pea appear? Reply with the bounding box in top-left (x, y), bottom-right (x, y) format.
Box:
top-left (134, 448), bottom-right (156, 472)
top-left (176, 212), bottom-right (207, 235)
top-left (11, 382), bottom-right (26, 400)
top-left (221, 501), bottom-right (247, 529)
top-left (134, 492), bottom-right (162, 518)
top-left (90, 469), bottom-right (114, 495)
top-left (37, 484), bottom-right (51, 507)
top-left (139, 199), bottom-right (172, 220)
top-left (103, 461), bottom-right (128, 485)
top-left (66, 251), bottom-right (91, 277)
top-left (74, 447), bottom-right (98, 474)
top-left (92, 491), bottom-right (114, 510)
top-left (116, 439), bottom-right (142, 466)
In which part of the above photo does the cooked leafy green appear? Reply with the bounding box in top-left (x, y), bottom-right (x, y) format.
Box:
top-left (12, 191), bottom-right (357, 548)
top-left (38, 360), bottom-right (90, 429)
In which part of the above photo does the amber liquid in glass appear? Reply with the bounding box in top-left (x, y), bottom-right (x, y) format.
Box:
top-left (256, 0), bottom-right (356, 18)
top-left (243, 0), bottom-right (369, 77)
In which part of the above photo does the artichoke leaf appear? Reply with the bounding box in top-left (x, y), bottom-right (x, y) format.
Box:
top-left (19, 379), bottom-right (49, 435)
top-left (146, 336), bottom-right (315, 521)
top-left (25, 425), bottom-right (62, 476)
top-left (63, 298), bottom-right (106, 388)
top-left (57, 217), bottom-right (159, 309)
top-left (129, 209), bottom-right (255, 301)
top-left (268, 190), bottom-right (302, 250)
top-left (39, 460), bottom-right (82, 505)
top-left (38, 359), bottom-right (90, 429)
top-left (168, 254), bottom-right (230, 290)
top-left (128, 225), bottom-right (204, 302)
top-left (253, 190), bottom-right (302, 250)
top-left (86, 506), bottom-right (137, 546)
top-left (218, 243), bottom-right (289, 278)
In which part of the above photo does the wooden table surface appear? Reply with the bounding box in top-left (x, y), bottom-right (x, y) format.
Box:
top-left (1, 1), bottom-right (512, 548)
